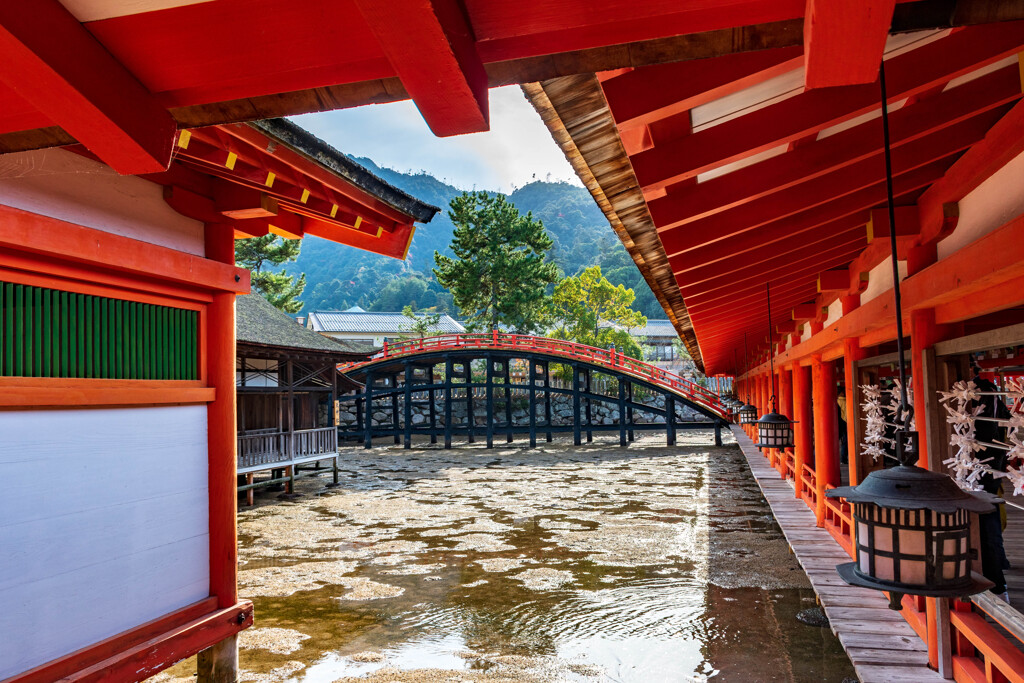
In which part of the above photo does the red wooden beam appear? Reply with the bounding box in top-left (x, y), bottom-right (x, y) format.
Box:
top-left (646, 66), bottom-right (1020, 229)
top-left (354, 0), bottom-right (488, 136)
top-left (601, 46), bottom-right (803, 129)
top-left (630, 23), bottom-right (1024, 192)
top-left (678, 221), bottom-right (867, 291)
top-left (918, 98), bottom-right (1024, 246)
top-left (803, 0), bottom-right (895, 90)
top-left (0, 0), bottom-right (176, 174)
top-left (817, 269), bottom-right (851, 293)
top-left (658, 118), bottom-right (981, 252)
top-left (667, 159), bottom-right (950, 273)
top-left (867, 205), bottom-right (919, 241)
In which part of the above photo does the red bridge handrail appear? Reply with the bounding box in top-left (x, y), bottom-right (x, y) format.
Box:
top-left (339, 332), bottom-right (729, 419)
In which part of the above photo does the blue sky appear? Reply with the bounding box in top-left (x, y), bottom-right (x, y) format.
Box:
top-left (290, 85), bottom-right (583, 194)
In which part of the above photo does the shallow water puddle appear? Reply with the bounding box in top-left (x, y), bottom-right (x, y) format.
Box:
top-left (152, 434), bottom-right (855, 682)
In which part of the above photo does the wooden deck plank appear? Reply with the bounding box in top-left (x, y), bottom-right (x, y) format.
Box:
top-left (730, 425), bottom-right (938, 682)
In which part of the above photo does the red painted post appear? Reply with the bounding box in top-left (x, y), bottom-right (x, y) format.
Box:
top-left (779, 364), bottom-right (793, 477)
top-left (792, 362), bottom-right (812, 499)
top-left (204, 224), bottom-right (238, 609)
top-left (811, 354), bottom-right (839, 526)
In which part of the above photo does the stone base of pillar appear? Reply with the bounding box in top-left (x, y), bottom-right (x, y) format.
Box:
top-left (198, 634), bottom-right (239, 683)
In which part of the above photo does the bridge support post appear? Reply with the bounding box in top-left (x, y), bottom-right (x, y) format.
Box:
top-left (618, 378), bottom-right (627, 447)
top-left (429, 366), bottom-right (437, 445)
top-left (585, 369), bottom-right (593, 443)
top-left (666, 395), bottom-right (676, 446)
top-left (504, 359), bottom-right (513, 443)
top-left (715, 421), bottom-right (723, 447)
top-left (627, 382), bottom-right (634, 442)
top-left (466, 361), bottom-right (476, 444)
top-left (573, 365), bottom-right (582, 446)
top-left (444, 358), bottom-right (453, 449)
top-left (544, 362), bottom-right (552, 442)
top-left (529, 360), bottom-right (537, 448)
top-left (391, 376), bottom-right (400, 445)
top-left (403, 365), bottom-right (413, 449)
top-left (486, 356), bottom-right (495, 449)
top-left (363, 371), bottom-right (374, 449)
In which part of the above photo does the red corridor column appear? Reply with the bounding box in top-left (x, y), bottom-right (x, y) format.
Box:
top-left (812, 354), bottom-right (839, 526)
top-left (792, 362), bottom-right (812, 499)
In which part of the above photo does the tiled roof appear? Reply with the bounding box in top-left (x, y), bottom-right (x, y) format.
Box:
top-left (600, 318), bottom-right (679, 338)
top-left (307, 310), bottom-right (465, 334)
top-left (236, 294), bottom-right (374, 357)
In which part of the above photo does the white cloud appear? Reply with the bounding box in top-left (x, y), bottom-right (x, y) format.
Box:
top-left (289, 86), bottom-right (582, 193)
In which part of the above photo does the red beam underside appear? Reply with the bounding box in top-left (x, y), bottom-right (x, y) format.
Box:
top-left (667, 159), bottom-right (952, 273)
top-left (629, 22), bottom-right (1024, 192)
top-left (353, 0), bottom-right (488, 136)
top-left (0, 0), bottom-right (175, 174)
top-left (646, 66), bottom-right (1021, 229)
top-left (803, 0), bottom-right (895, 89)
top-left (601, 45), bottom-right (803, 129)
top-left (658, 111), bottom-right (997, 253)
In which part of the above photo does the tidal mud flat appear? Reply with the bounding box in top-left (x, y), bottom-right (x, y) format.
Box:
top-left (152, 433), bottom-right (855, 682)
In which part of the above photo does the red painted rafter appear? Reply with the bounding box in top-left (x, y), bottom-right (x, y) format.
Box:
top-left (354, 0), bottom-right (488, 136)
top-left (629, 23), bottom-right (1024, 192)
top-left (803, 0), bottom-right (895, 89)
top-left (0, 0), bottom-right (176, 174)
top-left (647, 66), bottom-right (1021, 230)
top-left (667, 158), bottom-right (953, 273)
top-left (601, 46), bottom-right (803, 129)
top-left (658, 112), bottom-right (998, 254)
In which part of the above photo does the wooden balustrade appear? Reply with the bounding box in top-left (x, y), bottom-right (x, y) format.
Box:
top-left (237, 426), bottom-right (337, 470)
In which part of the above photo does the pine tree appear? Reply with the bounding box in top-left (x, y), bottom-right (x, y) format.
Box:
top-left (433, 192), bottom-right (558, 333)
top-left (235, 235), bottom-right (307, 313)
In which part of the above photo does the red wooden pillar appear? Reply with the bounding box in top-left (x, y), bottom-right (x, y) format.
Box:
top-left (841, 294), bottom-right (869, 486)
top-left (792, 362), bottom-right (812, 499)
top-left (906, 243), bottom-right (951, 671)
top-left (812, 354), bottom-right (839, 526)
top-left (779, 364), bottom-right (793, 478)
top-left (202, 224), bottom-right (240, 680)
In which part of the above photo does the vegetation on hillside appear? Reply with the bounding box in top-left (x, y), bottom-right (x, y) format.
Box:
top-left (291, 158), bottom-right (662, 317)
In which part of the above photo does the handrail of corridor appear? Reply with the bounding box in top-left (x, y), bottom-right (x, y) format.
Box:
top-left (340, 332), bottom-right (729, 419)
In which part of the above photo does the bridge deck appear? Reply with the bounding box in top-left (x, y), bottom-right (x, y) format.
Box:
top-left (731, 425), bottom-right (945, 683)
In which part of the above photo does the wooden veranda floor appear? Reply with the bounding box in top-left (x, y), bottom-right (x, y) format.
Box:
top-left (731, 425), bottom-right (946, 683)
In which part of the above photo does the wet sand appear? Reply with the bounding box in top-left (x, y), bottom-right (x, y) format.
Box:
top-left (151, 433), bottom-right (855, 682)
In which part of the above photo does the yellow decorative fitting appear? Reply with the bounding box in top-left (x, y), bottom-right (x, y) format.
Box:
top-left (300, 188), bottom-right (310, 204)
top-left (330, 205), bottom-right (338, 218)
top-left (225, 152), bottom-right (237, 170)
top-left (176, 130), bottom-right (191, 149)
top-left (265, 172), bottom-right (275, 187)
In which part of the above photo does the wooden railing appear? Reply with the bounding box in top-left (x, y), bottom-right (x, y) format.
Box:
top-left (238, 430), bottom-right (288, 469)
top-left (800, 464), bottom-right (817, 511)
top-left (237, 426), bottom-right (337, 470)
top-left (822, 484), bottom-right (855, 557)
top-left (292, 426), bottom-right (337, 457)
top-left (339, 332), bottom-right (729, 419)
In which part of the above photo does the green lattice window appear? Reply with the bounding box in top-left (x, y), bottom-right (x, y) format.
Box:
top-left (1, 281), bottom-right (199, 380)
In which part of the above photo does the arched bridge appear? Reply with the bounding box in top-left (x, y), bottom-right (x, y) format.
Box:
top-left (338, 333), bottom-right (731, 449)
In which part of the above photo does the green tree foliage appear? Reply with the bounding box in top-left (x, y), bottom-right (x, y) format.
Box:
top-left (433, 191), bottom-right (559, 333)
top-left (399, 305), bottom-right (443, 340)
top-left (550, 265), bottom-right (647, 359)
top-left (235, 235), bottom-right (307, 313)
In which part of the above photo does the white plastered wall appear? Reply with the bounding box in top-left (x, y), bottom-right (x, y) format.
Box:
top-left (0, 405), bottom-right (210, 678)
top-left (0, 148), bottom-right (204, 255)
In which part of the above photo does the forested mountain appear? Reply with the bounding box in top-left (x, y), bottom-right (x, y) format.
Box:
top-left (295, 157), bottom-right (662, 317)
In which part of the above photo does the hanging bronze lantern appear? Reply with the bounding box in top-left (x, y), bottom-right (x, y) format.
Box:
top-left (738, 401), bottom-right (758, 424)
top-left (827, 465), bottom-right (997, 608)
top-left (827, 61), bottom-right (998, 611)
top-left (753, 282), bottom-right (796, 449)
top-left (755, 410), bottom-right (795, 449)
